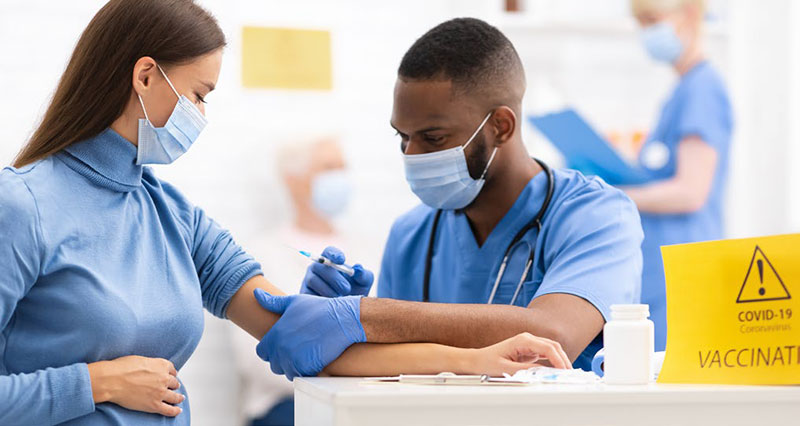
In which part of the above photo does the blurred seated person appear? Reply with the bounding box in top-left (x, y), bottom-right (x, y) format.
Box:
top-left (229, 136), bottom-right (355, 426)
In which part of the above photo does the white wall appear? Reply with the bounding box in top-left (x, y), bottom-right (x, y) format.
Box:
top-left (725, 0), bottom-right (800, 237)
top-left (1, 0), bottom-right (798, 425)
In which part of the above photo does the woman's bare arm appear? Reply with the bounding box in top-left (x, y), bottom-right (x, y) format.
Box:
top-left (226, 275), bottom-right (284, 338)
top-left (225, 275), bottom-right (570, 376)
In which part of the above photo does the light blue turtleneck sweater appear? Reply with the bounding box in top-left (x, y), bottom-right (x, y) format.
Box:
top-left (0, 128), bottom-right (263, 425)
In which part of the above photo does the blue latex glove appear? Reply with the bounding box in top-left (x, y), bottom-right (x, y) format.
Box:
top-left (254, 289), bottom-right (366, 380)
top-left (300, 246), bottom-right (374, 297)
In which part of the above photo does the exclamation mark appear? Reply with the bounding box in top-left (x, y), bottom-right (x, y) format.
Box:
top-left (757, 259), bottom-right (765, 296)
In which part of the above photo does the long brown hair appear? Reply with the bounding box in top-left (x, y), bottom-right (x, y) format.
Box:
top-left (13, 0), bottom-right (226, 168)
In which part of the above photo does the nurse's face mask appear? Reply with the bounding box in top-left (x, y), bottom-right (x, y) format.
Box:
top-left (136, 64), bottom-right (208, 165)
top-left (403, 112), bottom-right (497, 210)
top-left (640, 20), bottom-right (684, 64)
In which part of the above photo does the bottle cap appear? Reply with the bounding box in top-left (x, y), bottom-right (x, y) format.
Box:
top-left (610, 304), bottom-right (650, 320)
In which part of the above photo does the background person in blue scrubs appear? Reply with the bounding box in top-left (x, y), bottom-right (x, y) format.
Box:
top-left (623, 0), bottom-right (733, 351)
top-left (0, 2), bottom-right (572, 424)
top-left (257, 18), bottom-right (644, 375)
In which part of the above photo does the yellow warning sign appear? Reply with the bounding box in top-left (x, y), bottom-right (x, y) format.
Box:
top-left (658, 233), bottom-right (800, 385)
top-left (737, 246), bottom-right (791, 303)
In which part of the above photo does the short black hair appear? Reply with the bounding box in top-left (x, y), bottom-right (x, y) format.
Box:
top-left (398, 18), bottom-right (524, 96)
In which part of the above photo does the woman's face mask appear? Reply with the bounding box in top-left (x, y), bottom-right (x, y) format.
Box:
top-left (641, 20), bottom-right (684, 64)
top-left (136, 64), bottom-right (207, 165)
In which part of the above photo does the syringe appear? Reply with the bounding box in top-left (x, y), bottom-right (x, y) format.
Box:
top-left (296, 249), bottom-right (355, 277)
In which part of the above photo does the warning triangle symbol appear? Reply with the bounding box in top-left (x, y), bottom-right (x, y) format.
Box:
top-left (736, 245), bottom-right (791, 303)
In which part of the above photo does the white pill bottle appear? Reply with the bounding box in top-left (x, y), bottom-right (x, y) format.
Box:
top-left (603, 304), bottom-right (654, 384)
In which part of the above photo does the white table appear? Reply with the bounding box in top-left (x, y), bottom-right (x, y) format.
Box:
top-left (295, 377), bottom-right (800, 426)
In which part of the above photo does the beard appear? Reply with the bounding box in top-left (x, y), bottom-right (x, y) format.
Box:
top-left (465, 132), bottom-right (492, 180)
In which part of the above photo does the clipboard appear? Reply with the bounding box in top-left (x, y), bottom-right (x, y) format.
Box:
top-left (363, 369), bottom-right (600, 386)
top-left (528, 109), bottom-right (651, 186)
top-left (364, 372), bottom-right (529, 386)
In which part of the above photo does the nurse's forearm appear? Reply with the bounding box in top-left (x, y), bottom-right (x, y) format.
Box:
top-left (623, 136), bottom-right (717, 214)
top-left (226, 277), bottom-right (470, 376)
top-left (624, 180), bottom-right (702, 213)
top-left (225, 277), bottom-right (476, 361)
top-left (224, 276), bottom-right (468, 368)
top-left (358, 293), bottom-right (603, 362)
top-left (359, 298), bottom-right (540, 348)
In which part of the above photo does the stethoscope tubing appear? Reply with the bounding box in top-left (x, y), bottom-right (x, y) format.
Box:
top-left (423, 158), bottom-right (554, 304)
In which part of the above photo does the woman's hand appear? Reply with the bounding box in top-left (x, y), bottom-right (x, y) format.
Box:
top-left (88, 356), bottom-right (184, 417)
top-left (467, 332), bottom-right (572, 376)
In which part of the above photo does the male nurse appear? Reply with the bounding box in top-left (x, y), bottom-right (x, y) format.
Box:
top-left (253, 18), bottom-right (644, 378)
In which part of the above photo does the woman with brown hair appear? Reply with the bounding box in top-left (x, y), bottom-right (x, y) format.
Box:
top-left (0, 1), bottom-right (569, 424)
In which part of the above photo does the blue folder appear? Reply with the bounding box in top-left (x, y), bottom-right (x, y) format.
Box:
top-left (529, 109), bottom-right (651, 186)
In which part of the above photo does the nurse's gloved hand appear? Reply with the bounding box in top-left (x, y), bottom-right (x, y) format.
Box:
top-left (254, 289), bottom-right (366, 380)
top-left (300, 246), bottom-right (374, 297)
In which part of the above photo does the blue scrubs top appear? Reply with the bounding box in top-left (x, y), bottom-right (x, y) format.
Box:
top-left (378, 168), bottom-right (644, 370)
top-left (637, 61), bottom-right (733, 351)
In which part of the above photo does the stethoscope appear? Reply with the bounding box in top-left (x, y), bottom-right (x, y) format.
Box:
top-left (422, 158), bottom-right (555, 305)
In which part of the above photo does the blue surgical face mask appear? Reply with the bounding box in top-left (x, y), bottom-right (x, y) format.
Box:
top-left (402, 112), bottom-right (497, 210)
top-left (311, 169), bottom-right (352, 218)
top-left (641, 21), bottom-right (684, 64)
top-left (136, 64), bottom-right (207, 165)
